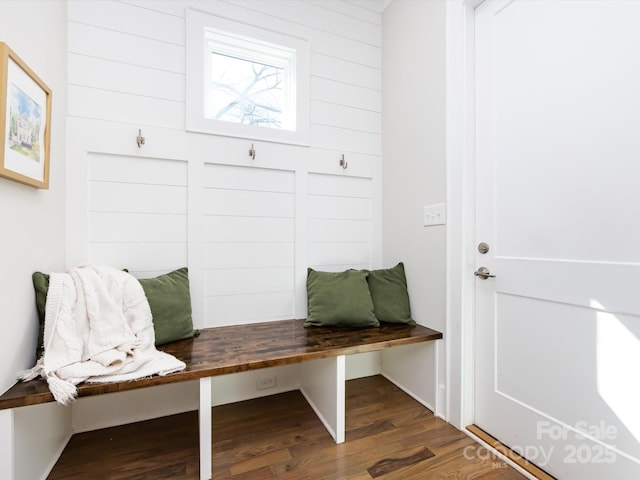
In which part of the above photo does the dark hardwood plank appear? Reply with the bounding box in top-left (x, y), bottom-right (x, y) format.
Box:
top-left (48, 376), bottom-right (524, 480)
top-left (0, 319), bottom-right (442, 409)
top-left (367, 446), bottom-right (435, 478)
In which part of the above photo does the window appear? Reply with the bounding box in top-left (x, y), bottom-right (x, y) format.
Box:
top-left (187, 10), bottom-right (309, 145)
top-left (206, 32), bottom-right (294, 130)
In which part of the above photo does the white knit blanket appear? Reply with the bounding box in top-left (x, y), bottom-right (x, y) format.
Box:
top-left (20, 265), bottom-right (186, 405)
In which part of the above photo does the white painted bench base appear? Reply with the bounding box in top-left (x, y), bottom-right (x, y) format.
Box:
top-left (196, 349), bottom-right (439, 480)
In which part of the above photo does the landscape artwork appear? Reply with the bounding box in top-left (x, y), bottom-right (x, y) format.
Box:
top-left (8, 83), bottom-right (42, 163)
top-left (0, 41), bottom-right (51, 188)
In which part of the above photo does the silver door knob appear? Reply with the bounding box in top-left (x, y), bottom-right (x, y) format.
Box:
top-left (474, 267), bottom-right (495, 280)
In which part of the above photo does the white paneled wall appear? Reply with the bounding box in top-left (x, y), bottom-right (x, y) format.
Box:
top-left (67, 0), bottom-right (382, 312)
top-left (66, 0), bottom-right (383, 430)
top-left (308, 173), bottom-right (373, 271)
top-left (203, 164), bottom-right (296, 325)
top-left (88, 154), bottom-right (188, 277)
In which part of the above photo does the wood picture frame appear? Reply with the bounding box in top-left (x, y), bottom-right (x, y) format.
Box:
top-left (0, 42), bottom-right (51, 189)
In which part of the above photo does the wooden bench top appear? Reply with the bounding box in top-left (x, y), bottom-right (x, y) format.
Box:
top-left (0, 319), bottom-right (442, 410)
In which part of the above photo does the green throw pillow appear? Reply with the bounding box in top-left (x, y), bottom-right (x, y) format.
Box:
top-left (138, 267), bottom-right (198, 346)
top-left (366, 262), bottom-right (415, 325)
top-left (32, 267), bottom-right (197, 356)
top-left (305, 268), bottom-right (379, 328)
top-left (32, 272), bottom-right (49, 359)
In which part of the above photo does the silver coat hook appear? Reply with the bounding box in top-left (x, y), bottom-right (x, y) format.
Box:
top-left (136, 129), bottom-right (145, 148)
top-left (339, 154), bottom-right (348, 169)
top-left (249, 143), bottom-right (256, 160)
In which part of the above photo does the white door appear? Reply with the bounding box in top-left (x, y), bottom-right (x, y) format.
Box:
top-left (474, 1), bottom-right (640, 478)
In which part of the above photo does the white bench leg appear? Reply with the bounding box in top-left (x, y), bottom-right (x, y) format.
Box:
top-left (199, 377), bottom-right (212, 480)
top-left (299, 355), bottom-right (346, 444)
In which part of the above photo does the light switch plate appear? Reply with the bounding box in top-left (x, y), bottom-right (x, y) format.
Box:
top-left (423, 203), bottom-right (446, 226)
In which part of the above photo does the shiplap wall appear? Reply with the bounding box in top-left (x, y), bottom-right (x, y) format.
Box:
top-left (66, 0), bottom-right (383, 430)
top-left (308, 173), bottom-right (372, 270)
top-left (68, 0), bottom-right (381, 325)
top-left (88, 154), bottom-right (189, 277)
top-left (203, 164), bottom-right (296, 325)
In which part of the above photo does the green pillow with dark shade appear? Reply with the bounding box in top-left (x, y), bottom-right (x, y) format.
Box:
top-left (366, 262), bottom-right (415, 325)
top-left (305, 268), bottom-right (379, 328)
top-left (138, 267), bottom-right (198, 346)
top-left (32, 272), bottom-right (49, 359)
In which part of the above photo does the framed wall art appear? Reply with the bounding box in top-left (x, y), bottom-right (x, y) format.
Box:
top-left (0, 42), bottom-right (51, 189)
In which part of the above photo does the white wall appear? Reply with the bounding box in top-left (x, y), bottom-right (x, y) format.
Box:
top-left (0, 1), bottom-right (70, 479)
top-left (381, 0), bottom-right (447, 415)
top-left (66, 0), bottom-right (384, 431)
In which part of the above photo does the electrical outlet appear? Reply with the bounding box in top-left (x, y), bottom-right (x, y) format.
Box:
top-left (423, 203), bottom-right (446, 226)
top-left (256, 375), bottom-right (277, 390)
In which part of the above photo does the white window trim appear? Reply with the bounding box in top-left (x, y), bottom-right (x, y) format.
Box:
top-left (186, 8), bottom-right (310, 146)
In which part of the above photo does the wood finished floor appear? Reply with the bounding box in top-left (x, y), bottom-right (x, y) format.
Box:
top-left (48, 376), bottom-right (526, 480)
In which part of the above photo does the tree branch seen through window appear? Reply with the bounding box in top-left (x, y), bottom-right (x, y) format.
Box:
top-left (209, 52), bottom-right (284, 128)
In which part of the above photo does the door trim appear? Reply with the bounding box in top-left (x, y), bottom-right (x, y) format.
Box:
top-left (445, 0), bottom-right (481, 429)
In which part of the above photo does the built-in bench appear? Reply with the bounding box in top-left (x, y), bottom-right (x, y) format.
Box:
top-left (0, 318), bottom-right (442, 480)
